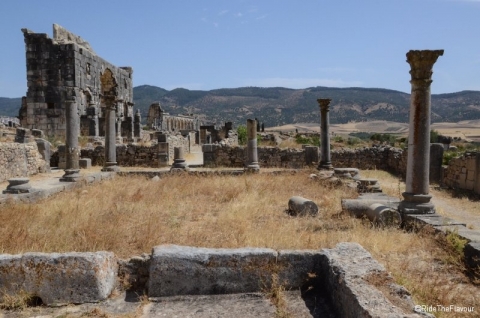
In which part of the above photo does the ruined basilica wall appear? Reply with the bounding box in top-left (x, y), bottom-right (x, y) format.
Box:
top-left (20, 25), bottom-right (133, 138)
top-left (0, 142), bottom-right (48, 182)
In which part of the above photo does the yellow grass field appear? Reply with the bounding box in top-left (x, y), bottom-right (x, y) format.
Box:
top-left (1, 171), bottom-right (478, 316)
top-left (269, 119), bottom-right (480, 142)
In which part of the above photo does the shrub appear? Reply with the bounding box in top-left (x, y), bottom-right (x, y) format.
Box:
top-left (237, 125), bottom-right (247, 145)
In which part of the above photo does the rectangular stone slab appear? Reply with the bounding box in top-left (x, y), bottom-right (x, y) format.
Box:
top-left (0, 251), bottom-right (117, 305)
top-left (148, 245), bottom-right (277, 297)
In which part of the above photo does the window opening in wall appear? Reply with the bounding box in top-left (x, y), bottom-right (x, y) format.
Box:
top-left (47, 103), bottom-right (55, 110)
top-left (86, 63), bottom-right (91, 75)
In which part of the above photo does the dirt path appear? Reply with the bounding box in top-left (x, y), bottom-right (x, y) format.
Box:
top-left (369, 170), bottom-right (480, 230)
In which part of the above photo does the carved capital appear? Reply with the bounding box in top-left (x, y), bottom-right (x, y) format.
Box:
top-left (317, 98), bottom-right (332, 112)
top-left (406, 50), bottom-right (444, 81)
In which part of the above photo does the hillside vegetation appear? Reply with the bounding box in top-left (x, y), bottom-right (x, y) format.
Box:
top-left (1, 85), bottom-right (480, 127)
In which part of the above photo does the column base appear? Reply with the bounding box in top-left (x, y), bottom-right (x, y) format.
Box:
top-left (171, 159), bottom-right (189, 170)
top-left (245, 163), bottom-right (260, 173)
top-left (398, 192), bottom-right (435, 214)
top-left (317, 161), bottom-right (333, 171)
top-left (102, 162), bottom-right (120, 172)
top-left (60, 169), bottom-right (82, 182)
top-left (3, 178), bottom-right (33, 194)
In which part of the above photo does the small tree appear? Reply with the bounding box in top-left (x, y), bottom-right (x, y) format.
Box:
top-left (237, 125), bottom-right (247, 145)
top-left (430, 129), bottom-right (439, 143)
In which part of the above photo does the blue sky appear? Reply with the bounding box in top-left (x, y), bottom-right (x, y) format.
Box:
top-left (1, 0), bottom-right (479, 97)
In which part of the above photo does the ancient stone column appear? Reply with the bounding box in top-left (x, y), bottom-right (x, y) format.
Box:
top-left (317, 99), bottom-right (333, 170)
top-left (134, 109), bottom-right (141, 138)
top-left (399, 50), bottom-right (444, 214)
top-left (60, 93), bottom-right (81, 182)
top-left (245, 118), bottom-right (260, 172)
top-left (102, 102), bottom-right (119, 172)
top-left (87, 103), bottom-right (99, 137)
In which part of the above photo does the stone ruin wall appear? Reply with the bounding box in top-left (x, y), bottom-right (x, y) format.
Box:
top-left (52, 134), bottom-right (192, 168)
top-left (0, 142), bottom-right (48, 183)
top-left (443, 152), bottom-right (480, 193)
top-left (19, 24), bottom-right (134, 138)
top-left (203, 144), bottom-right (408, 173)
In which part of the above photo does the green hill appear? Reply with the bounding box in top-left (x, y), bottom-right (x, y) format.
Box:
top-left (2, 86), bottom-right (480, 128)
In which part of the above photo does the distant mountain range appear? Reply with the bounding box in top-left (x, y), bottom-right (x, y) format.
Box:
top-left (2, 85), bottom-right (480, 127)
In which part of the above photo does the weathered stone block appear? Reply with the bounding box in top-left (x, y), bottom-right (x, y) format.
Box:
top-left (287, 196), bottom-right (319, 216)
top-left (148, 245), bottom-right (277, 297)
top-left (0, 251), bottom-right (117, 305)
top-left (79, 158), bottom-right (91, 169)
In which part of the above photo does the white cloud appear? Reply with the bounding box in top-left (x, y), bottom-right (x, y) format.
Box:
top-left (218, 10), bottom-right (229, 16)
top-left (235, 12), bottom-right (243, 17)
top-left (242, 77), bottom-right (363, 89)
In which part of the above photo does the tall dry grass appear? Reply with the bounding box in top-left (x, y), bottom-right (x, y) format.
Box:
top-left (0, 171), bottom-right (478, 316)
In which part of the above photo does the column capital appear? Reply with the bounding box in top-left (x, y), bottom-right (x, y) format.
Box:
top-left (317, 98), bottom-right (332, 111)
top-left (406, 50), bottom-right (444, 81)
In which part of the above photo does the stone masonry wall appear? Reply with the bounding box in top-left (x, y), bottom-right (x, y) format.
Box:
top-left (0, 142), bottom-right (48, 182)
top-left (61, 137), bottom-right (190, 168)
top-left (332, 146), bottom-right (407, 177)
top-left (443, 152), bottom-right (480, 193)
top-left (167, 134), bottom-right (190, 162)
top-left (20, 24), bottom-right (133, 138)
top-left (203, 144), bottom-right (407, 173)
top-left (203, 145), bottom-right (306, 169)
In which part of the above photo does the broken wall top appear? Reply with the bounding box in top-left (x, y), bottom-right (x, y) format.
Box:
top-left (53, 24), bottom-right (95, 54)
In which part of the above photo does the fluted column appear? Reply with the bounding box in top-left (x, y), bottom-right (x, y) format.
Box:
top-left (60, 89), bottom-right (81, 182)
top-left (399, 50), bottom-right (444, 214)
top-left (245, 118), bottom-right (260, 172)
top-left (317, 98), bottom-right (333, 170)
top-left (102, 100), bottom-right (119, 172)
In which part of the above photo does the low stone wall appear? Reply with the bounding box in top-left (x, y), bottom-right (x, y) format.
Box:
top-left (0, 142), bottom-right (48, 182)
top-left (443, 152), bottom-right (480, 193)
top-left (203, 145), bottom-right (306, 169)
top-left (78, 145), bottom-right (167, 167)
top-left (0, 243), bottom-right (425, 316)
top-left (203, 144), bottom-right (408, 173)
top-left (55, 138), bottom-right (192, 168)
top-left (332, 146), bottom-right (407, 176)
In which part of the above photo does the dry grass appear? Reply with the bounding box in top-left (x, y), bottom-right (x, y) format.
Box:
top-left (0, 171), bottom-right (479, 317)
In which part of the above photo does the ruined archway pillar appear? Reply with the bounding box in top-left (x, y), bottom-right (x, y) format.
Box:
top-left (102, 100), bottom-right (119, 172)
top-left (61, 91), bottom-right (81, 182)
top-left (245, 118), bottom-right (260, 172)
top-left (317, 98), bottom-right (333, 170)
top-left (88, 102), bottom-right (99, 137)
top-left (399, 50), bottom-right (444, 214)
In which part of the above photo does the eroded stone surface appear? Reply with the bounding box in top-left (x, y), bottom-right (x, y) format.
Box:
top-left (0, 251), bottom-right (117, 305)
top-left (148, 245), bottom-right (277, 297)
